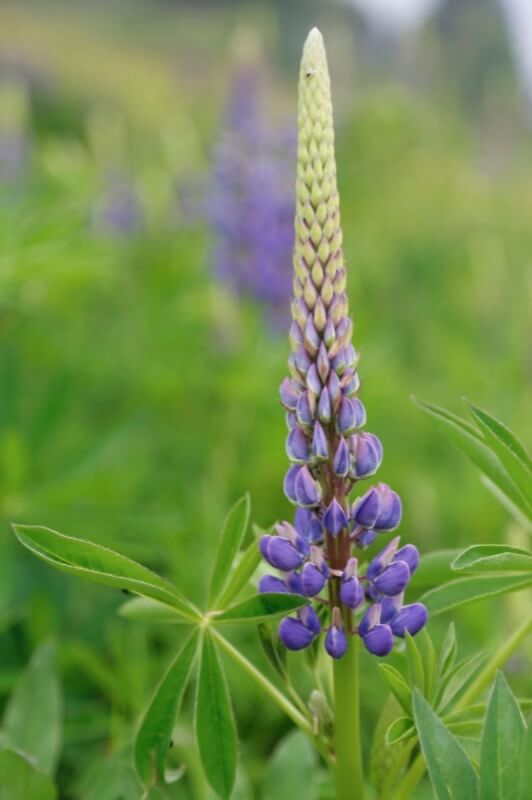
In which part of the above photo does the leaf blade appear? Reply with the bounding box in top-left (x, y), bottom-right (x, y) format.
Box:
top-left (134, 632), bottom-right (198, 787)
top-left (13, 524), bottom-right (196, 620)
top-left (452, 545), bottom-right (532, 574)
top-left (422, 573), bottom-right (532, 616)
top-left (479, 671), bottom-right (526, 800)
top-left (195, 631), bottom-right (237, 799)
top-left (413, 690), bottom-right (478, 800)
top-left (208, 495), bottom-right (251, 608)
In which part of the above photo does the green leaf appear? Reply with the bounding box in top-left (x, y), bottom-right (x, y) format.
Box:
top-left (479, 671), bottom-right (526, 800)
top-left (134, 632), bottom-right (198, 788)
top-left (118, 597), bottom-right (188, 624)
top-left (262, 730), bottom-right (319, 800)
top-left (216, 527), bottom-right (262, 610)
top-left (436, 651), bottom-right (487, 713)
top-left (208, 495), bottom-right (251, 608)
top-left (519, 719), bottom-right (532, 800)
top-left (416, 399), bottom-right (530, 519)
top-left (195, 631), bottom-right (237, 799)
top-left (438, 622), bottom-right (458, 678)
top-left (468, 403), bottom-right (532, 505)
top-left (405, 632), bottom-right (425, 694)
top-left (452, 545), bottom-right (532, 574)
top-left (257, 624), bottom-right (287, 680)
top-left (385, 716), bottom-right (415, 746)
top-left (413, 689), bottom-right (478, 800)
top-left (211, 594), bottom-right (308, 624)
top-left (467, 403), bottom-right (531, 469)
top-left (422, 573), bottom-right (532, 615)
top-left (408, 549), bottom-right (460, 593)
top-left (13, 525), bottom-right (196, 620)
top-left (378, 664), bottom-right (412, 716)
top-left (0, 749), bottom-right (57, 800)
top-left (2, 641), bottom-right (61, 775)
top-left (418, 629), bottom-right (437, 700)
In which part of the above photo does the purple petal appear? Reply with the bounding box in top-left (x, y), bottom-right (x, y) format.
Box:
top-left (373, 561), bottom-right (411, 596)
top-left (263, 536), bottom-right (305, 570)
top-left (390, 604), bottom-right (428, 638)
top-left (352, 487), bottom-right (381, 528)
top-left (362, 624), bottom-right (393, 656)
top-left (279, 378), bottom-right (301, 410)
top-left (286, 427), bottom-right (309, 463)
top-left (301, 562), bottom-right (327, 596)
top-left (317, 387), bottom-right (332, 423)
top-left (294, 466), bottom-right (321, 507)
top-left (311, 421), bottom-right (329, 461)
top-left (325, 626), bottom-right (348, 659)
top-left (333, 437), bottom-right (350, 477)
top-left (323, 498), bottom-right (348, 536)
top-left (340, 576), bottom-right (364, 609)
top-left (284, 464), bottom-right (302, 503)
top-left (279, 617), bottom-right (314, 650)
top-left (259, 575), bottom-right (289, 594)
top-left (394, 544), bottom-right (420, 575)
top-left (296, 392), bottom-right (314, 427)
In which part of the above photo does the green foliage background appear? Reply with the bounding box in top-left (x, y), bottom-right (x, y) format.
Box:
top-left (0, 1), bottom-right (530, 797)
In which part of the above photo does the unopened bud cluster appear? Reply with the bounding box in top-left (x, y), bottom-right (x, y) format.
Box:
top-left (258, 29), bottom-right (427, 659)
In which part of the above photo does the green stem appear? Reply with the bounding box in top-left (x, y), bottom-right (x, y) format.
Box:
top-left (333, 634), bottom-right (364, 800)
top-left (211, 629), bottom-right (333, 764)
top-left (394, 614), bottom-right (532, 800)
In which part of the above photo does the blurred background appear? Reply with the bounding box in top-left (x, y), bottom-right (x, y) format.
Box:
top-left (0, 0), bottom-right (530, 797)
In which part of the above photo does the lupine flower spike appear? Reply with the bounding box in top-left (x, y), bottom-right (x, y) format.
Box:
top-left (258, 28), bottom-right (428, 659)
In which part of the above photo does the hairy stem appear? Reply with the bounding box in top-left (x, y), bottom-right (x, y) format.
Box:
top-left (333, 634), bottom-right (364, 800)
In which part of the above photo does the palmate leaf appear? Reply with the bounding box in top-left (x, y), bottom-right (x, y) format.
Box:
top-left (211, 593), bottom-right (308, 625)
top-left (479, 672), bottom-right (526, 800)
top-left (2, 641), bottom-right (61, 776)
top-left (12, 524), bottom-right (198, 621)
top-left (118, 597), bottom-right (189, 624)
top-left (413, 690), bottom-right (478, 800)
top-left (415, 399), bottom-right (531, 521)
top-left (195, 631), bottom-right (237, 800)
top-left (134, 632), bottom-right (198, 788)
top-left (452, 544), bottom-right (532, 574)
top-left (208, 494), bottom-right (251, 609)
top-left (378, 664), bottom-right (412, 716)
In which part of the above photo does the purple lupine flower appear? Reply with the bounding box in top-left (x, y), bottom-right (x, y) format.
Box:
top-left (258, 28), bottom-right (427, 659)
top-left (207, 61), bottom-right (295, 327)
top-left (94, 169), bottom-right (144, 236)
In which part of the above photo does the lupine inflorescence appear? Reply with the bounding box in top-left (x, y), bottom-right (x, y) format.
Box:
top-left (258, 29), bottom-right (428, 659)
top-left (208, 61), bottom-right (295, 327)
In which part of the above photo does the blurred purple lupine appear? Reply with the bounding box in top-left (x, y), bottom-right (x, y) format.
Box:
top-left (208, 63), bottom-right (295, 328)
top-left (258, 29), bottom-right (428, 659)
top-left (93, 168), bottom-right (144, 237)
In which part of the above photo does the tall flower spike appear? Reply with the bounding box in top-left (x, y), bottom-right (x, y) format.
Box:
top-left (258, 28), bottom-right (427, 659)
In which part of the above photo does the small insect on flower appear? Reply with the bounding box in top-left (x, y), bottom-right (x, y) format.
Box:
top-left (258, 28), bottom-right (427, 659)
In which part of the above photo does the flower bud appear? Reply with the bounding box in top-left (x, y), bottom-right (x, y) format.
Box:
top-left (279, 617), bottom-right (315, 650)
top-left (340, 576), bottom-right (364, 609)
top-left (311, 421), bottom-right (329, 461)
top-left (333, 437), bottom-right (350, 477)
top-left (279, 378), bottom-right (301, 410)
top-left (325, 607), bottom-right (348, 659)
top-left (323, 498), bottom-right (348, 536)
top-left (260, 535), bottom-right (306, 571)
top-left (301, 562), bottom-right (327, 596)
top-left (286, 427), bottom-right (309, 463)
top-left (295, 465), bottom-right (322, 507)
top-left (306, 364), bottom-right (322, 395)
top-left (390, 603), bottom-right (428, 638)
top-left (353, 528), bottom-right (377, 548)
top-left (296, 392), bottom-right (314, 428)
top-left (283, 464), bottom-right (302, 503)
top-left (394, 544), bottom-right (420, 575)
top-left (259, 575), bottom-right (289, 594)
top-left (317, 387), bottom-right (332, 423)
top-left (366, 537), bottom-right (400, 580)
top-left (351, 487), bottom-right (381, 528)
top-left (362, 624), bottom-right (393, 657)
top-left (373, 561), bottom-right (411, 596)
top-left (350, 432), bottom-right (383, 479)
top-left (373, 483), bottom-right (402, 531)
